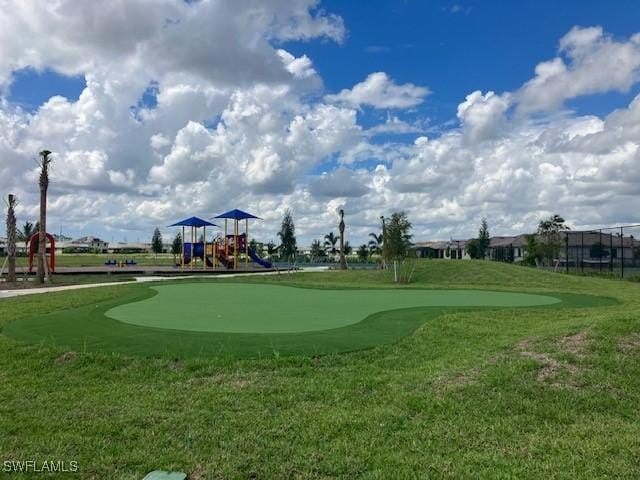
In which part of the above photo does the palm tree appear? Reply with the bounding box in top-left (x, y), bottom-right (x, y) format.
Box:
top-left (266, 241), bottom-right (278, 259)
top-left (338, 209), bottom-right (347, 270)
top-left (357, 244), bottom-right (369, 262)
top-left (368, 232), bottom-right (383, 255)
top-left (344, 240), bottom-right (352, 255)
top-left (5, 194), bottom-right (17, 283)
top-left (310, 239), bottom-right (325, 261)
top-left (324, 232), bottom-right (339, 256)
top-left (36, 150), bottom-right (52, 284)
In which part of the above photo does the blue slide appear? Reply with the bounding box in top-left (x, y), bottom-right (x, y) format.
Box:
top-left (248, 248), bottom-right (273, 268)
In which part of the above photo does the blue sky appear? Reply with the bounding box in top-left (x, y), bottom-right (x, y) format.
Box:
top-left (1, 1), bottom-right (640, 245)
top-left (289, 0), bottom-right (640, 121)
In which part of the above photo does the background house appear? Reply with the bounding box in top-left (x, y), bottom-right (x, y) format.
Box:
top-left (58, 236), bottom-right (109, 253)
top-left (488, 235), bottom-right (529, 263)
top-left (563, 231), bottom-right (640, 268)
top-left (414, 240), bottom-right (470, 259)
top-left (414, 241), bottom-right (449, 258)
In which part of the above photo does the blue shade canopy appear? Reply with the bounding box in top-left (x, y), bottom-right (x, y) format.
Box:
top-left (212, 209), bottom-right (260, 220)
top-left (169, 216), bottom-right (217, 227)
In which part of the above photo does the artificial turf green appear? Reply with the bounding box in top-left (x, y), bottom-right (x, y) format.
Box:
top-left (2, 281), bottom-right (613, 358)
top-left (107, 283), bottom-right (561, 333)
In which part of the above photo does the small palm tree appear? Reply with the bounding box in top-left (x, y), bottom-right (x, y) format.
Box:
top-left (19, 221), bottom-right (35, 249)
top-left (324, 232), bottom-right (339, 256)
top-left (368, 232), bottom-right (383, 255)
top-left (310, 239), bottom-right (325, 261)
top-left (357, 244), bottom-right (369, 262)
top-left (266, 241), bottom-right (278, 260)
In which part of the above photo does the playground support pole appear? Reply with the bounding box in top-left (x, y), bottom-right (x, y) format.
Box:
top-left (234, 219), bottom-right (238, 270)
top-left (191, 226), bottom-right (194, 270)
top-left (224, 219), bottom-right (228, 261)
top-left (203, 225), bottom-right (206, 271)
top-left (213, 233), bottom-right (218, 269)
top-left (245, 218), bottom-right (249, 270)
top-left (181, 226), bottom-right (184, 271)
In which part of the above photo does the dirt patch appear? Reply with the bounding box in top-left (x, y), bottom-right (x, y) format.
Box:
top-left (54, 351), bottom-right (77, 365)
top-left (189, 468), bottom-right (207, 480)
top-left (432, 368), bottom-right (480, 392)
top-left (618, 333), bottom-right (640, 353)
top-left (518, 349), bottom-right (579, 382)
top-left (515, 339), bottom-right (580, 387)
top-left (559, 330), bottom-right (589, 356)
top-left (227, 378), bottom-right (252, 389)
top-left (187, 373), bottom-right (254, 390)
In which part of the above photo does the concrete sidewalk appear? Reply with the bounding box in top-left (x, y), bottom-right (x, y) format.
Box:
top-left (0, 267), bottom-right (329, 299)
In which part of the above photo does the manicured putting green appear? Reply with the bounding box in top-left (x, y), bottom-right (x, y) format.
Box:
top-left (107, 284), bottom-right (561, 334)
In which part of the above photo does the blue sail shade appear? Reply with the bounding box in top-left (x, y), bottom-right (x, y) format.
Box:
top-left (169, 216), bottom-right (217, 227)
top-left (212, 209), bottom-right (260, 220)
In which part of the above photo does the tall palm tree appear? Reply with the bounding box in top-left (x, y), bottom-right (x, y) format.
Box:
top-left (368, 232), bottom-right (383, 255)
top-left (5, 194), bottom-right (17, 283)
top-left (324, 232), bottom-right (339, 256)
top-left (338, 209), bottom-right (347, 269)
top-left (36, 150), bottom-right (52, 284)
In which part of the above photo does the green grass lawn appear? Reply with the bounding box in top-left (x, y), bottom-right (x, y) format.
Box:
top-left (0, 274), bottom-right (137, 290)
top-left (0, 260), bottom-right (639, 478)
top-left (10, 253), bottom-right (177, 268)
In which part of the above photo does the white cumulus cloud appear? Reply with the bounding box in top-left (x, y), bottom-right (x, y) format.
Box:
top-left (517, 26), bottom-right (640, 113)
top-left (325, 72), bottom-right (430, 109)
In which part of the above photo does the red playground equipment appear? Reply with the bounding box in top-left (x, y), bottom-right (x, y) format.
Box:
top-left (212, 209), bottom-right (272, 270)
top-left (208, 232), bottom-right (270, 270)
top-left (28, 232), bottom-right (56, 273)
top-left (169, 209), bottom-right (272, 271)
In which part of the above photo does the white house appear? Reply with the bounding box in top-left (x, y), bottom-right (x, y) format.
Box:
top-left (414, 240), bottom-right (471, 259)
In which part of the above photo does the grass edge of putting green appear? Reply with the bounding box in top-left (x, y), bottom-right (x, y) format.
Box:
top-left (1, 281), bottom-right (618, 359)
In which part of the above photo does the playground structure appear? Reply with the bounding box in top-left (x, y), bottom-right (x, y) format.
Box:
top-left (170, 209), bottom-right (273, 271)
top-left (28, 232), bottom-right (56, 273)
top-left (213, 209), bottom-right (272, 270)
top-left (169, 216), bottom-right (216, 271)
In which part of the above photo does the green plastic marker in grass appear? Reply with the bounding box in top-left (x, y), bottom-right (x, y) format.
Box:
top-left (143, 471), bottom-right (186, 480)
